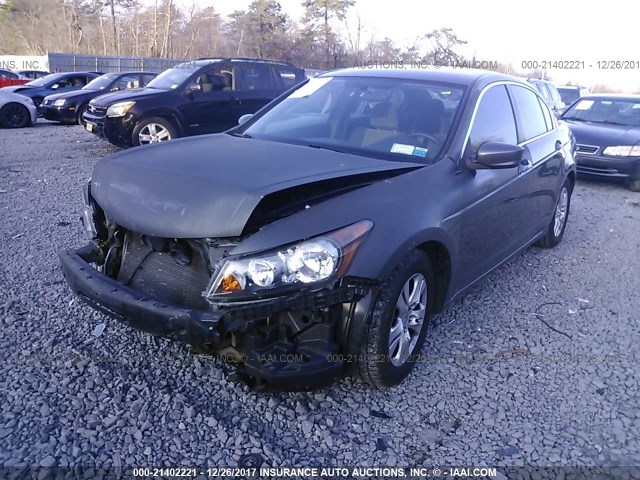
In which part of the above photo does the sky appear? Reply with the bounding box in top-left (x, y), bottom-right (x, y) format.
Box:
top-left (206, 0), bottom-right (638, 91)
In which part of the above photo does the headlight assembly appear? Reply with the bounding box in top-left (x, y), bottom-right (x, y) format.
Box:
top-left (53, 99), bottom-right (66, 107)
top-left (106, 101), bottom-right (135, 118)
top-left (204, 220), bottom-right (373, 300)
top-left (603, 145), bottom-right (640, 157)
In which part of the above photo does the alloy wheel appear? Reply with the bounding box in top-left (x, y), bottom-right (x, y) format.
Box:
top-left (138, 123), bottom-right (171, 144)
top-left (553, 186), bottom-right (569, 237)
top-left (2, 104), bottom-right (28, 128)
top-left (388, 273), bottom-right (428, 366)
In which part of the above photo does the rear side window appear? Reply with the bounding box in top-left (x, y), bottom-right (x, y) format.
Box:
top-left (547, 84), bottom-right (561, 102)
top-left (468, 85), bottom-right (517, 150)
top-left (510, 85), bottom-right (549, 141)
top-left (534, 82), bottom-right (551, 101)
top-left (275, 67), bottom-right (304, 89)
top-left (538, 97), bottom-right (554, 131)
top-left (234, 64), bottom-right (276, 91)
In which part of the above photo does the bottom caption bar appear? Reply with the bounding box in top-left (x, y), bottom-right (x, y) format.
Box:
top-left (2, 466), bottom-right (640, 479)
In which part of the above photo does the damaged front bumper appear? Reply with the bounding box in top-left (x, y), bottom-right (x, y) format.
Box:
top-left (59, 244), bottom-right (378, 389)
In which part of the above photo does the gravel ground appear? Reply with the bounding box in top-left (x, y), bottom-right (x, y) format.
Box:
top-left (0, 121), bottom-right (639, 472)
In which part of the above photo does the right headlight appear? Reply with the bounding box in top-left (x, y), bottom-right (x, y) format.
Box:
top-left (53, 99), bottom-right (66, 107)
top-left (106, 101), bottom-right (135, 118)
top-left (204, 220), bottom-right (373, 300)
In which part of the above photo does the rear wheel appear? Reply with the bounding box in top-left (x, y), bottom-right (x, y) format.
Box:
top-left (0, 102), bottom-right (31, 128)
top-left (132, 117), bottom-right (178, 146)
top-left (357, 250), bottom-right (434, 387)
top-left (536, 179), bottom-right (572, 248)
top-left (629, 179), bottom-right (640, 192)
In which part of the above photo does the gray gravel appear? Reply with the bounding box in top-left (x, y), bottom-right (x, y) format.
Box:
top-left (0, 121), bottom-right (639, 469)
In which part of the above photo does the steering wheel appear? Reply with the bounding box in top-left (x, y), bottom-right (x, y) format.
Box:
top-left (407, 133), bottom-right (443, 151)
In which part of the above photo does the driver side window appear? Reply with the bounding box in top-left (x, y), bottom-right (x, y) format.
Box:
top-left (190, 66), bottom-right (229, 93)
top-left (469, 85), bottom-right (518, 151)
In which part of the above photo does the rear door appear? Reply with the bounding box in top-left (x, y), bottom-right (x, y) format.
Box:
top-left (508, 84), bottom-right (565, 237)
top-left (456, 84), bottom-right (530, 287)
top-left (231, 62), bottom-right (283, 121)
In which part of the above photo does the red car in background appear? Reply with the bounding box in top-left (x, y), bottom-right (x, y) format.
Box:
top-left (0, 69), bottom-right (30, 88)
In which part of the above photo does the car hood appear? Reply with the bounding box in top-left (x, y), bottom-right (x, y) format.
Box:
top-left (1, 85), bottom-right (32, 93)
top-left (90, 87), bottom-right (164, 106)
top-left (564, 120), bottom-right (640, 147)
top-left (45, 89), bottom-right (98, 102)
top-left (91, 134), bottom-right (423, 238)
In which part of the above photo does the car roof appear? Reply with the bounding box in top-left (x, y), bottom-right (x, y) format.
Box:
top-left (187, 57), bottom-right (299, 68)
top-left (319, 67), bottom-right (527, 87)
top-left (580, 93), bottom-right (640, 102)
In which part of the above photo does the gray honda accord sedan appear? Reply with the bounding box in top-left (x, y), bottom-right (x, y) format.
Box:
top-left (60, 68), bottom-right (576, 390)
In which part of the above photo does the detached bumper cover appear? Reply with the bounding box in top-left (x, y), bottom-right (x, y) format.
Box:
top-left (59, 245), bottom-right (376, 388)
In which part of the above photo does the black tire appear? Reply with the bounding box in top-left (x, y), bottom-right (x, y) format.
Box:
top-left (76, 104), bottom-right (89, 125)
top-left (536, 178), bottom-right (572, 248)
top-left (0, 102), bottom-right (31, 128)
top-left (629, 179), bottom-right (640, 192)
top-left (357, 250), bottom-right (435, 387)
top-left (131, 117), bottom-right (178, 146)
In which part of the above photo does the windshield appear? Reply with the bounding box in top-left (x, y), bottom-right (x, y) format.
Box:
top-left (25, 73), bottom-right (61, 87)
top-left (83, 73), bottom-right (118, 90)
top-left (240, 76), bottom-right (465, 163)
top-left (146, 66), bottom-right (198, 90)
top-left (563, 98), bottom-right (640, 127)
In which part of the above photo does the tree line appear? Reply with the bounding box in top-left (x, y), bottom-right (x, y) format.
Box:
top-left (0, 0), bottom-right (488, 71)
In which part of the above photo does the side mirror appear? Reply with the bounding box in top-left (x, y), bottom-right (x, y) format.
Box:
top-left (238, 113), bottom-right (253, 126)
top-left (188, 84), bottom-right (202, 93)
top-left (111, 86), bottom-right (120, 91)
top-left (467, 142), bottom-right (524, 170)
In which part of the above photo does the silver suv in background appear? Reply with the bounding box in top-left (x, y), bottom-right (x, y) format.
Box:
top-left (557, 85), bottom-right (590, 108)
top-left (528, 78), bottom-right (565, 116)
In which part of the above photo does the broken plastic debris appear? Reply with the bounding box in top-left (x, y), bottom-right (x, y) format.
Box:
top-left (92, 323), bottom-right (106, 337)
top-left (577, 298), bottom-right (590, 304)
top-left (569, 308), bottom-right (576, 314)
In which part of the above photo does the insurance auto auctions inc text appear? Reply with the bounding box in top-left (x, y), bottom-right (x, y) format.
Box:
top-left (258, 466), bottom-right (498, 478)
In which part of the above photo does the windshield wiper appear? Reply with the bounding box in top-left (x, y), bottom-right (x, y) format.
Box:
top-left (561, 116), bottom-right (583, 121)
top-left (227, 131), bottom-right (252, 139)
top-left (306, 143), bottom-right (347, 154)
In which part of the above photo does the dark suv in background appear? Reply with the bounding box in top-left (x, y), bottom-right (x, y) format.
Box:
top-left (83, 57), bottom-right (305, 147)
top-left (528, 78), bottom-right (565, 116)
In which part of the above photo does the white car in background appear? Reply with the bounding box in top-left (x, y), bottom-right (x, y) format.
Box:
top-left (0, 90), bottom-right (37, 128)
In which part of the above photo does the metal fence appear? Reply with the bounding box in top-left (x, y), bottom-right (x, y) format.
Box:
top-left (47, 53), bottom-right (186, 73)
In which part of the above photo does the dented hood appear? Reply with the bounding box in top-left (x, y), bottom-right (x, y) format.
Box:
top-left (91, 134), bottom-right (422, 238)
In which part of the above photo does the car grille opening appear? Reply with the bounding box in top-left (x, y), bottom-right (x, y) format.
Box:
top-left (88, 105), bottom-right (106, 116)
top-left (576, 144), bottom-right (599, 155)
top-left (117, 233), bottom-right (212, 309)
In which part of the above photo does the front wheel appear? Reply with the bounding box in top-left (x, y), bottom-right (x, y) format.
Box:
top-left (536, 179), bottom-right (572, 248)
top-left (628, 179), bottom-right (640, 192)
top-left (132, 117), bottom-right (178, 146)
top-left (76, 104), bottom-right (88, 126)
top-left (0, 103), bottom-right (31, 128)
top-left (357, 250), bottom-right (434, 387)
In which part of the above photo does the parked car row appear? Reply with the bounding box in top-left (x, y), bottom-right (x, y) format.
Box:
top-left (0, 68), bottom-right (49, 88)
